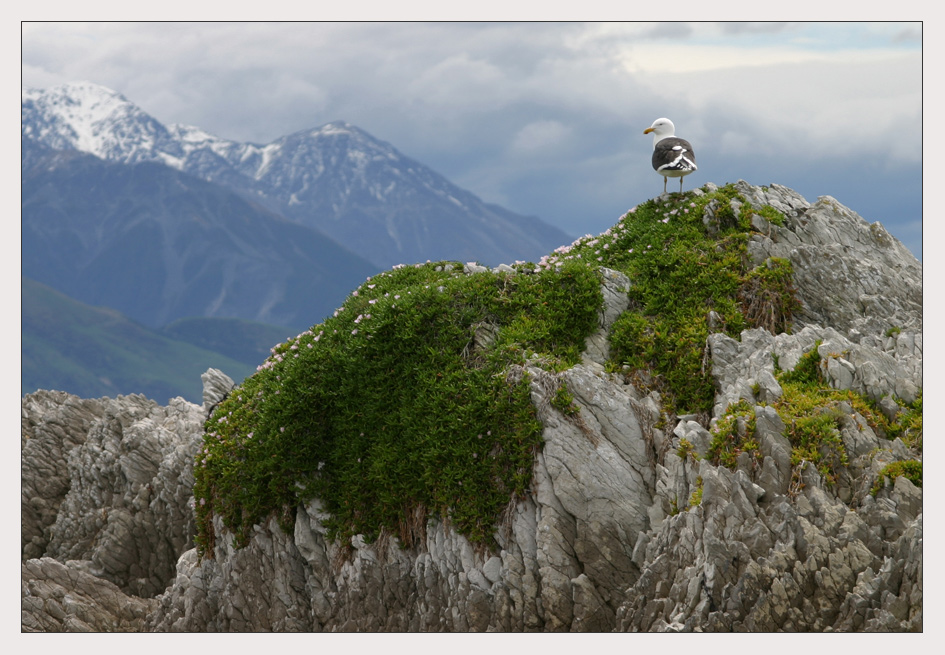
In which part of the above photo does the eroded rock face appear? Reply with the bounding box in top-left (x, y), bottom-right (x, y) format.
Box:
top-left (21, 372), bottom-right (235, 630)
top-left (730, 180), bottom-right (921, 340)
top-left (22, 182), bottom-right (921, 632)
top-left (22, 391), bottom-right (105, 561)
top-left (22, 557), bottom-right (159, 632)
top-left (615, 460), bottom-right (922, 632)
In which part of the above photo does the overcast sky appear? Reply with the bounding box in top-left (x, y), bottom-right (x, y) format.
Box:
top-left (21, 21), bottom-right (923, 257)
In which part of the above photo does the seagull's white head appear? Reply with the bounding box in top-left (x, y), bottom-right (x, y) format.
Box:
top-left (644, 118), bottom-right (676, 147)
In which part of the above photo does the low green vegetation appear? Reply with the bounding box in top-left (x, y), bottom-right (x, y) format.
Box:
top-left (689, 477), bottom-right (704, 507)
top-left (551, 383), bottom-right (581, 418)
top-left (555, 184), bottom-right (797, 413)
top-left (708, 343), bottom-right (922, 490)
top-left (871, 459), bottom-right (922, 496)
top-left (739, 258), bottom-right (801, 335)
top-left (707, 400), bottom-right (761, 469)
top-left (888, 391), bottom-right (923, 450)
top-left (676, 437), bottom-right (699, 462)
top-left (195, 260), bottom-right (602, 556)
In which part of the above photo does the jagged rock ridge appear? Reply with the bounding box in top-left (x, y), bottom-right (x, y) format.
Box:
top-left (22, 182), bottom-right (921, 632)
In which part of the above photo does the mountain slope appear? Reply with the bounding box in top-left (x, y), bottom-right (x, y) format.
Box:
top-left (23, 82), bottom-right (572, 268)
top-left (22, 277), bottom-right (257, 403)
top-left (22, 137), bottom-right (376, 330)
top-left (159, 316), bottom-right (293, 368)
top-left (228, 121), bottom-right (575, 269)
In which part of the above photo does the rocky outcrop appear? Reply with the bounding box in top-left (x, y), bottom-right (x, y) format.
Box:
top-left (22, 182), bottom-right (921, 632)
top-left (614, 322), bottom-right (922, 631)
top-left (145, 352), bottom-right (920, 632)
top-left (22, 371), bottom-right (234, 630)
top-left (730, 180), bottom-right (921, 340)
top-left (22, 557), bottom-right (159, 632)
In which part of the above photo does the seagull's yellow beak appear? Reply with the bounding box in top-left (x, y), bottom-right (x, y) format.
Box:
top-left (643, 127), bottom-right (655, 134)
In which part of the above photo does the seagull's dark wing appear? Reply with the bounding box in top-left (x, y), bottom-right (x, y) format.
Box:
top-left (652, 137), bottom-right (697, 173)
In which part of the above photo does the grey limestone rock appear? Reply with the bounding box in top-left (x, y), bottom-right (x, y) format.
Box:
top-left (33, 391), bottom-right (205, 597)
top-left (582, 267), bottom-right (631, 366)
top-left (22, 370), bottom-right (229, 629)
top-left (22, 557), bottom-right (159, 632)
top-left (734, 180), bottom-right (921, 341)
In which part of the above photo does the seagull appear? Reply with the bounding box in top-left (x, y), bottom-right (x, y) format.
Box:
top-left (644, 118), bottom-right (697, 194)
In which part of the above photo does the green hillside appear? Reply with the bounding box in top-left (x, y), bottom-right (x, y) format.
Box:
top-left (22, 277), bottom-right (261, 404)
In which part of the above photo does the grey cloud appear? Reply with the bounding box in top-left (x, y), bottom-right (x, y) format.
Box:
top-left (717, 22), bottom-right (800, 35)
top-left (641, 22), bottom-right (694, 39)
top-left (892, 26), bottom-right (922, 44)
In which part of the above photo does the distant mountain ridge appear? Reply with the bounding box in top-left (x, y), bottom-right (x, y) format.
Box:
top-left (22, 82), bottom-right (571, 269)
top-left (22, 137), bottom-right (375, 330)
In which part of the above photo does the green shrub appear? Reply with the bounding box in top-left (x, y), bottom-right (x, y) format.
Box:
top-left (689, 477), bottom-right (704, 507)
top-left (871, 460), bottom-right (922, 496)
top-left (551, 383), bottom-right (580, 417)
top-left (195, 260), bottom-right (602, 556)
top-left (738, 258), bottom-right (801, 335)
top-left (676, 437), bottom-right (699, 461)
top-left (552, 184), bottom-right (793, 414)
top-left (777, 341), bottom-right (824, 386)
top-left (707, 400), bottom-right (759, 468)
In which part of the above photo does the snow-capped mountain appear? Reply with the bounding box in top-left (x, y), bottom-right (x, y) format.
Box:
top-left (22, 82), bottom-right (189, 168)
top-left (22, 82), bottom-right (571, 268)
